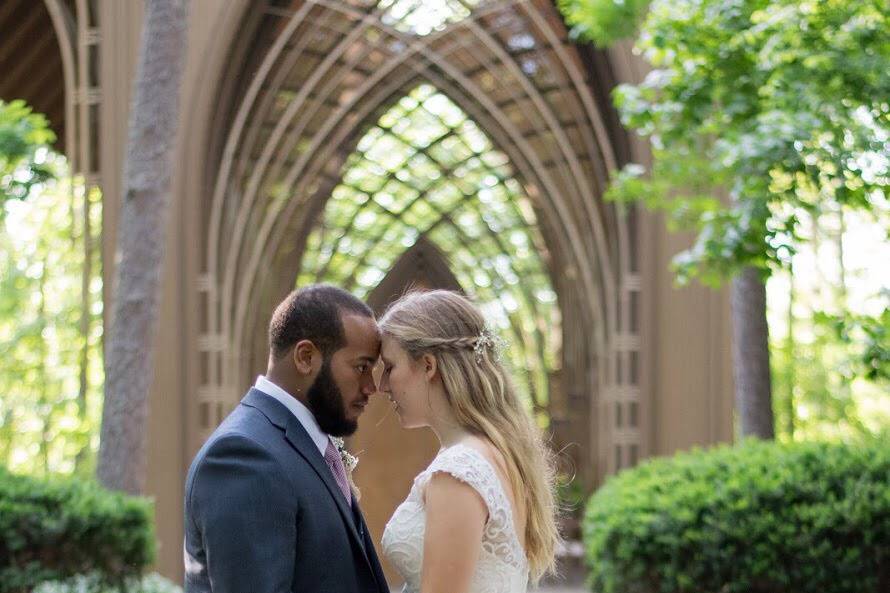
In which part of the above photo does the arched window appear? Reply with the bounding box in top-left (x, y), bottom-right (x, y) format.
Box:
top-left (298, 84), bottom-right (560, 419)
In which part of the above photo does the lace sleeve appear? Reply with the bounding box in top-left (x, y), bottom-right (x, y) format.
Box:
top-left (418, 443), bottom-right (525, 569)
top-left (419, 444), bottom-right (502, 524)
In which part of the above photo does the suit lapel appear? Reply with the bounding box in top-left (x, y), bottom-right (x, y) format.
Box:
top-left (241, 390), bottom-right (375, 571)
top-left (282, 421), bottom-right (371, 558)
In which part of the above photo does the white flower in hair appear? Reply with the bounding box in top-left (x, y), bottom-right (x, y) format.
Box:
top-left (474, 326), bottom-right (506, 363)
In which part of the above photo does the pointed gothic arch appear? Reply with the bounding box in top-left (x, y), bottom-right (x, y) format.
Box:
top-left (196, 0), bottom-right (643, 493)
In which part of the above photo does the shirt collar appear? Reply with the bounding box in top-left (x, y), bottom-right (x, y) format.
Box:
top-left (254, 375), bottom-right (330, 456)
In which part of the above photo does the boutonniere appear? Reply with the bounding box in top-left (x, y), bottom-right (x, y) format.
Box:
top-left (330, 436), bottom-right (359, 473)
top-left (330, 437), bottom-right (361, 500)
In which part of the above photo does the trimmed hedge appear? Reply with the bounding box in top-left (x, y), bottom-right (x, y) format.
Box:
top-left (583, 440), bottom-right (890, 593)
top-left (0, 467), bottom-right (154, 593)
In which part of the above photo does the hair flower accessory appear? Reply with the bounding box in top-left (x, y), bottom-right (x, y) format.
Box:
top-left (473, 326), bottom-right (506, 364)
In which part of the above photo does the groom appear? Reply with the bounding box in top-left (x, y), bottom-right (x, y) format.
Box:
top-left (184, 285), bottom-right (389, 593)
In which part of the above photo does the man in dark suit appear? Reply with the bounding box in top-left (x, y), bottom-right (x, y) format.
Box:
top-left (184, 284), bottom-right (389, 593)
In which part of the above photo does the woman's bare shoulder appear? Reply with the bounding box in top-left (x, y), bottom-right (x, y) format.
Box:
top-left (459, 435), bottom-right (509, 477)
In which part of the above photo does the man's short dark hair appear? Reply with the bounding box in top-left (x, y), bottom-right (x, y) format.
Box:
top-left (268, 284), bottom-right (374, 360)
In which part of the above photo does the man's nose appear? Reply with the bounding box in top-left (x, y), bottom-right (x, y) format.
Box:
top-left (361, 375), bottom-right (376, 395)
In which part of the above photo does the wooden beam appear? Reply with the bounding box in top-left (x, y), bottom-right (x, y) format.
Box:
top-left (0, 4), bottom-right (47, 67)
top-left (5, 28), bottom-right (57, 97)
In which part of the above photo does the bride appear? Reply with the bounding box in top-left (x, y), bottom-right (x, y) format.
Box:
top-left (379, 290), bottom-right (560, 593)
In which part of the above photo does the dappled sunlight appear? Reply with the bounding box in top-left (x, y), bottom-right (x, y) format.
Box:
top-left (378, 0), bottom-right (482, 36)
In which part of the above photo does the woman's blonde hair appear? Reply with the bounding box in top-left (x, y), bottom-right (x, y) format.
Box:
top-left (379, 289), bottom-right (560, 580)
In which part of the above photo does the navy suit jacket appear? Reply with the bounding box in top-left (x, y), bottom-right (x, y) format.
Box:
top-left (184, 388), bottom-right (389, 593)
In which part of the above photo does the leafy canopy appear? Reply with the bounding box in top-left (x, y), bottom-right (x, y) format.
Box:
top-left (560, 0), bottom-right (889, 286)
top-left (0, 100), bottom-right (56, 213)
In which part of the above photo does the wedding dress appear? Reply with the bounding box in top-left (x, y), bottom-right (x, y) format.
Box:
top-left (382, 443), bottom-right (529, 593)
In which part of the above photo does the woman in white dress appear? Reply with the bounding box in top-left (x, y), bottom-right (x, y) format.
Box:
top-left (378, 290), bottom-right (560, 593)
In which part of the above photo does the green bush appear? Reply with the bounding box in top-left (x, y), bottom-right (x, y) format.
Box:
top-left (0, 467), bottom-right (154, 593)
top-left (583, 440), bottom-right (890, 593)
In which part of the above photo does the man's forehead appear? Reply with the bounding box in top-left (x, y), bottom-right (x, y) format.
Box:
top-left (340, 312), bottom-right (381, 354)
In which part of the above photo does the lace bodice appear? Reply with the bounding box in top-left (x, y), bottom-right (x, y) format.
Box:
top-left (381, 443), bottom-right (529, 593)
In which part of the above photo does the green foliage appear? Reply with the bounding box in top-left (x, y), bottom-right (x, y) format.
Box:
top-left (0, 173), bottom-right (103, 476)
top-left (770, 309), bottom-right (886, 441)
top-left (0, 100), bottom-right (56, 212)
top-left (818, 294), bottom-right (890, 384)
top-left (559, 0), bottom-right (651, 46)
top-left (561, 0), bottom-right (890, 432)
top-left (559, 0), bottom-right (889, 286)
top-left (0, 467), bottom-right (154, 593)
top-left (766, 207), bottom-right (890, 442)
top-left (0, 98), bottom-right (104, 487)
top-left (583, 440), bottom-right (890, 593)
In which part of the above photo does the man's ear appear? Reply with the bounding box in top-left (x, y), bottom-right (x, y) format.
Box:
top-left (422, 353), bottom-right (438, 382)
top-left (292, 340), bottom-right (318, 375)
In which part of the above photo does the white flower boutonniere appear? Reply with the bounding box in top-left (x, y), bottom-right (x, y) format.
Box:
top-left (330, 436), bottom-right (360, 500)
top-left (330, 436), bottom-right (359, 473)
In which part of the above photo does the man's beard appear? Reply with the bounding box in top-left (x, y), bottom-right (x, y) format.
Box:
top-left (307, 358), bottom-right (357, 437)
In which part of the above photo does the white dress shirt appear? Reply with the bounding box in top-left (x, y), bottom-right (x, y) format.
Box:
top-left (254, 375), bottom-right (330, 456)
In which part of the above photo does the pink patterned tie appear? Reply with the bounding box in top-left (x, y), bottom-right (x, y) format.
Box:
top-left (324, 439), bottom-right (352, 503)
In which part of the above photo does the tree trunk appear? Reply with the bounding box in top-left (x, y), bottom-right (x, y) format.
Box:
top-left (731, 266), bottom-right (775, 439)
top-left (75, 183), bottom-right (92, 472)
top-left (97, 0), bottom-right (190, 494)
top-left (38, 255), bottom-right (50, 474)
top-left (836, 206), bottom-right (847, 302)
top-left (785, 260), bottom-right (795, 439)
